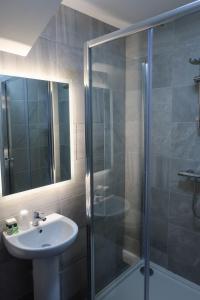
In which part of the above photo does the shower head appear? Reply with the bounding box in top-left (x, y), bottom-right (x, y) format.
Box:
top-left (189, 58), bottom-right (200, 65)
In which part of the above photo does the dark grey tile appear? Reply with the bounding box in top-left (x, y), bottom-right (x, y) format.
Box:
top-left (168, 224), bottom-right (200, 285)
top-left (12, 148), bottom-right (29, 174)
top-left (150, 246), bottom-right (168, 268)
top-left (169, 191), bottom-right (200, 232)
top-left (150, 217), bottom-right (168, 252)
top-left (10, 100), bottom-right (26, 125)
top-left (60, 258), bottom-right (87, 300)
top-left (11, 124), bottom-right (28, 149)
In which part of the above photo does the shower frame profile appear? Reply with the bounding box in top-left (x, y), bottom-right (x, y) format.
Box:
top-left (84, 1), bottom-right (200, 300)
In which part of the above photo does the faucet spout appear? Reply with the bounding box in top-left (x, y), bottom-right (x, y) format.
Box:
top-left (32, 211), bottom-right (46, 226)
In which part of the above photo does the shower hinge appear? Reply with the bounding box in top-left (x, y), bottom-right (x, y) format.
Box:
top-left (140, 266), bottom-right (154, 276)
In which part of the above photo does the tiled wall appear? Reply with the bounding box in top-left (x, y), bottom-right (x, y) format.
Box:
top-left (0, 5), bottom-right (114, 300)
top-left (150, 11), bottom-right (200, 286)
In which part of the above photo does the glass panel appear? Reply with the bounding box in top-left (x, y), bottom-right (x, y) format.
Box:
top-left (150, 10), bottom-right (200, 300)
top-left (90, 30), bottom-right (147, 299)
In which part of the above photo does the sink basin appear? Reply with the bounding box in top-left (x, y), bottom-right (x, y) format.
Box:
top-left (3, 213), bottom-right (78, 259)
top-left (3, 213), bottom-right (78, 300)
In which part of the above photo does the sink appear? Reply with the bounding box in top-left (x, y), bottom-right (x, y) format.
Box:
top-left (3, 213), bottom-right (78, 300)
top-left (3, 213), bottom-right (78, 259)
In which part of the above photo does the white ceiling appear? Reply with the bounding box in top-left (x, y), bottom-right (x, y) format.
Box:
top-left (0, 0), bottom-right (61, 56)
top-left (62, 0), bottom-right (195, 28)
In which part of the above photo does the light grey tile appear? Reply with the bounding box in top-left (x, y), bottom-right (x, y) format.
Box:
top-left (76, 123), bottom-right (85, 160)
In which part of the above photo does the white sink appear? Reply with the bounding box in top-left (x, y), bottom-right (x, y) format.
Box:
top-left (3, 213), bottom-right (78, 300)
top-left (3, 213), bottom-right (78, 259)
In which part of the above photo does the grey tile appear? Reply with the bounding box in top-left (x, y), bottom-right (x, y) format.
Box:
top-left (76, 123), bottom-right (85, 160)
top-left (11, 124), bottom-right (28, 149)
top-left (6, 78), bottom-right (25, 100)
top-left (60, 195), bottom-right (86, 228)
top-left (150, 246), bottom-right (168, 268)
top-left (152, 51), bottom-right (172, 88)
top-left (169, 157), bottom-right (200, 195)
top-left (152, 88), bottom-right (172, 155)
top-left (126, 58), bottom-right (143, 91)
top-left (10, 100), bottom-right (26, 125)
top-left (168, 224), bottom-right (200, 285)
top-left (60, 227), bottom-right (86, 271)
top-left (172, 85), bottom-right (198, 122)
top-left (126, 31), bottom-right (147, 61)
top-left (172, 42), bottom-right (199, 87)
top-left (12, 148), bottom-right (29, 174)
top-left (169, 191), bottom-right (200, 232)
top-left (174, 11), bottom-right (200, 44)
top-left (153, 23), bottom-right (175, 55)
top-left (150, 188), bottom-right (169, 220)
top-left (150, 217), bottom-right (168, 252)
top-left (60, 258), bottom-right (87, 300)
top-left (151, 155), bottom-right (170, 190)
top-left (171, 123), bottom-right (200, 160)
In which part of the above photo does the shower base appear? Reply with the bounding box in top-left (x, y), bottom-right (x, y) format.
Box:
top-left (97, 262), bottom-right (200, 300)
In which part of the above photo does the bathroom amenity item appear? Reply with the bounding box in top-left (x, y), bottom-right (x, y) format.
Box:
top-left (19, 209), bottom-right (30, 230)
top-left (5, 218), bottom-right (18, 235)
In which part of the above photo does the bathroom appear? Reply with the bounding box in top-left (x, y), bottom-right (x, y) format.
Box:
top-left (0, 0), bottom-right (200, 299)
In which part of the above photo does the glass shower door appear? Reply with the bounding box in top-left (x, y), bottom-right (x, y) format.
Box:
top-left (86, 29), bottom-right (149, 300)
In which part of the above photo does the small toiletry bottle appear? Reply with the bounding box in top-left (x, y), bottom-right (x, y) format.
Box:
top-left (5, 218), bottom-right (18, 235)
top-left (19, 209), bottom-right (30, 231)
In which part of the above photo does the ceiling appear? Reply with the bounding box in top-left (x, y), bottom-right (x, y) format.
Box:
top-left (0, 0), bottom-right (61, 56)
top-left (62, 0), bottom-right (195, 28)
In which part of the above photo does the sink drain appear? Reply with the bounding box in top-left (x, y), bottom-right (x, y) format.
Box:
top-left (41, 243), bottom-right (51, 247)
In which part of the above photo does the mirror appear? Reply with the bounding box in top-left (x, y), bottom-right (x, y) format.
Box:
top-left (0, 75), bottom-right (71, 196)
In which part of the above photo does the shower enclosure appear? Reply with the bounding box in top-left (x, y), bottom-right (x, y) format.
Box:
top-left (85, 1), bottom-right (200, 300)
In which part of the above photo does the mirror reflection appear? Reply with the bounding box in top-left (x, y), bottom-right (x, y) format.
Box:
top-left (0, 75), bottom-right (71, 196)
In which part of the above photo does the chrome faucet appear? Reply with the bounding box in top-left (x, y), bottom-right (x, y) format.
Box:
top-left (32, 211), bottom-right (46, 226)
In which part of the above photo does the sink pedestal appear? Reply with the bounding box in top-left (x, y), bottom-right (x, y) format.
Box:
top-left (33, 256), bottom-right (60, 300)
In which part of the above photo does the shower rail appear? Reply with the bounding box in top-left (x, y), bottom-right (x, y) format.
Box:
top-left (86, 0), bottom-right (200, 48)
